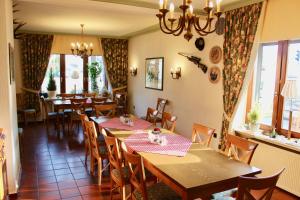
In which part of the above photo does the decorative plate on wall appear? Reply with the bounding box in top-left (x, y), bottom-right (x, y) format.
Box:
top-left (208, 66), bottom-right (221, 84)
top-left (209, 46), bottom-right (222, 64)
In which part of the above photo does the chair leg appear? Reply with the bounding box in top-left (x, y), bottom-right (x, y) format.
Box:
top-left (110, 178), bottom-right (114, 200)
top-left (90, 156), bottom-right (95, 175)
top-left (24, 112), bottom-right (27, 126)
top-left (84, 144), bottom-right (88, 166)
top-left (97, 159), bottom-right (102, 186)
top-left (121, 185), bottom-right (126, 200)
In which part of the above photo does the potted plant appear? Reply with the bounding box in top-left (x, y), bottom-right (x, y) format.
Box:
top-left (47, 68), bottom-right (57, 98)
top-left (88, 62), bottom-right (102, 93)
top-left (247, 104), bottom-right (261, 131)
top-left (100, 86), bottom-right (110, 97)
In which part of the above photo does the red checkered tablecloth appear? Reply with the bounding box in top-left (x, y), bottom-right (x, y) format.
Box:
top-left (125, 132), bottom-right (192, 157)
top-left (98, 117), bottom-right (152, 131)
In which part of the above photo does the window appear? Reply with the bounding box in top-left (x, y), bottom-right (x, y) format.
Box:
top-left (65, 55), bottom-right (84, 93)
top-left (248, 40), bottom-right (300, 138)
top-left (41, 54), bottom-right (61, 94)
top-left (41, 54), bottom-right (105, 94)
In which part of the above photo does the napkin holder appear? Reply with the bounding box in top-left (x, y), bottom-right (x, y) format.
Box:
top-left (120, 115), bottom-right (134, 126)
top-left (147, 130), bottom-right (167, 146)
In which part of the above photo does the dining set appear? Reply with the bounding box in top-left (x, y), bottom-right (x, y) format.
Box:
top-left (74, 97), bottom-right (284, 200)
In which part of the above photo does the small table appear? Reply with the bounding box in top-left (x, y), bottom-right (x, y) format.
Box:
top-left (109, 129), bottom-right (262, 200)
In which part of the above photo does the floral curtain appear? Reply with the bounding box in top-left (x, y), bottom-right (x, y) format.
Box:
top-left (21, 34), bottom-right (54, 111)
top-left (101, 38), bottom-right (128, 89)
top-left (220, 3), bottom-right (263, 150)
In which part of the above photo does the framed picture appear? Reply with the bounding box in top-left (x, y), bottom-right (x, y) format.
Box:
top-left (8, 43), bottom-right (15, 84)
top-left (145, 57), bottom-right (164, 90)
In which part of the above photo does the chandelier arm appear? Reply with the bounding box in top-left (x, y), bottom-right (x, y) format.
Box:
top-left (173, 15), bottom-right (190, 36)
top-left (161, 13), bottom-right (179, 33)
top-left (158, 18), bottom-right (176, 34)
top-left (170, 16), bottom-right (186, 34)
top-left (193, 16), bottom-right (211, 33)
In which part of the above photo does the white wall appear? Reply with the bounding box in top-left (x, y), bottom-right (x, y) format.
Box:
top-left (0, 0), bottom-right (21, 194)
top-left (128, 30), bottom-right (224, 149)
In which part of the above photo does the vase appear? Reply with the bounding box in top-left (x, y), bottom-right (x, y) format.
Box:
top-left (249, 123), bottom-right (259, 132)
top-left (48, 90), bottom-right (56, 99)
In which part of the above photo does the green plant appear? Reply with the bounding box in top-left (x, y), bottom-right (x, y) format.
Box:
top-left (88, 62), bottom-right (102, 93)
top-left (47, 68), bottom-right (57, 91)
top-left (247, 104), bottom-right (261, 124)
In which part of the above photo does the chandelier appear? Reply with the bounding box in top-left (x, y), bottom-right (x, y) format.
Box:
top-left (156, 0), bottom-right (222, 41)
top-left (71, 24), bottom-right (93, 58)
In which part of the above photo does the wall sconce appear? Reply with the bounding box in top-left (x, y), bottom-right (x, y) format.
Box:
top-left (170, 67), bottom-right (181, 79)
top-left (130, 67), bottom-right (137, 76)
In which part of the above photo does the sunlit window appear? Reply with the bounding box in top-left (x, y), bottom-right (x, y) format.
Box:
top-left (65, 55), bottom-right (83, 94)
top-left (41, 54), bottom-right (61, 93)
top-left (88, 56), bottom-right (105, 93)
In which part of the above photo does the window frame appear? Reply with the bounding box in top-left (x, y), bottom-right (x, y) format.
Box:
top-left (246, 40), bottom-right (300, 138)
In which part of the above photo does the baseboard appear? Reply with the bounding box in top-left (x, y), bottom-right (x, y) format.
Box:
top-left (276, 186), bottom-right (300, 198)
top-left (8, 193), bottom-right (18, 199)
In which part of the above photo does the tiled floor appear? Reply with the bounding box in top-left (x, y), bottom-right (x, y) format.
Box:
top-left (14, 122), bottom-right (298, 200)
top-left (16, 122), bottom-right (112, 200)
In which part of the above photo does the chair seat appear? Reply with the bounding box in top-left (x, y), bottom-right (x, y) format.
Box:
top-left (134, 182), bottom-right (181, 200)
top-left (212, 188), bottom-right (237, 200)
top-left (111, 166), bottom-right (130, 183)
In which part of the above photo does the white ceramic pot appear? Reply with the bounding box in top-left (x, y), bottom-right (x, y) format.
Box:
top-left (48, 90), bottom-right (56, 99)
top-left (249, 123), bottom-right (259, 132)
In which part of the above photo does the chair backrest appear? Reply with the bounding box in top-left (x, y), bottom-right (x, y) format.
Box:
top-left (156, 98), bottom-right (168, 117)
top-left (225, 134), bottom-right (259, 164)
top-left (71, 98), bottom-right (87, 114)
top-left (60, 93), bottom-right (75, 99)
top-left (161, 112), bottom-right (177, 132)
top-left (80, 114), bottom-right (89, 140)
top-left (237, 169), bottom-right (285, 200)
top-left (191, 123), bottom-right (215, 147)
top-left (92, 97), bottom-right (108, 105)
top-left (94, 104), bottom-right (116, 117)
top-left (122, 147), bottom-right (148, 200)
top-left (103, 134), bottom-right (125, 184)
top-left (145, 107), bottom-right (158, 125)
top-left (40, 97), bottom-right (50, 119)
top-left (84, 92), bottom-right (96, 98)
top-left (85, 120), bottom-right (100, 158)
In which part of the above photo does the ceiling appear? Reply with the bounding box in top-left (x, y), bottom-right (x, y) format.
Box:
top-left (14, 0), bottom-right (245, 37)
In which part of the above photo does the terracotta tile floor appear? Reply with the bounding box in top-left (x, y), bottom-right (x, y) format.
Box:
top-left (14, 122), bottom-right (299, 200)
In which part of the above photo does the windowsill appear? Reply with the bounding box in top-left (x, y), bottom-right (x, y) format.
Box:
top-left (234, 126), bottom-right (300, 154)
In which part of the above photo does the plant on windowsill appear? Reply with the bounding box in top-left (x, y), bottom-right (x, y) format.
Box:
top-left (88, 62), bottom-right (102, 94)
top-left (47, 68), bottom-right (57, 98)
top-left (247, 104), bottom-right (261, 132)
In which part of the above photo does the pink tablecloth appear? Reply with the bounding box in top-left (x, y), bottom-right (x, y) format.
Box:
top-left (98, 117), bottom-right (152, 131)
top-left (125, 132), bottom-right (192, 157)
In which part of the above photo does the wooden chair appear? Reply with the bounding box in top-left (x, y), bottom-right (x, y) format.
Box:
top-left (85, 120), bottom-right (108, 185)
top-left (79, 114), bottom-right (90, 166)
top-left (191, 123), bottom-right (215, 147)
top-left (115, 92), bottom-right (128, 115)
top-left (94, 104), bottom-right (116, 117)
top-left (69, 98), bottom-right (87, 134)
top-left (145, 107), bottom-right (158, 125)
top-left (41, 97), bottom-right (64, 134)
top-left (16, 93), bottom-right (37, 126)
top-left (225, 134), bottom-right (259, 164)
top-left (122, 146), bottom-right (181, 200)
top-left (161, 112), bottom-right (177, 132)
top-left (212, 169), bottom-right (285, 200)
top-left (155, 98), bottom-right (168, 123)
top-left (102, 130), bottom-right (129, 200)
top-left (236, 169), bottom-right (284, 200)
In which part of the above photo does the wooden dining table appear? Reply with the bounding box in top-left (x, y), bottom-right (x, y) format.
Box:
top-left (91, 116), bottom-right (262, 200)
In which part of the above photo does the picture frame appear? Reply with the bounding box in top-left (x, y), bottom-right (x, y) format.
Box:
top-left (145, 57), bottom-right (164, 91)
top-left (8, 43), bottom-right (15, 84)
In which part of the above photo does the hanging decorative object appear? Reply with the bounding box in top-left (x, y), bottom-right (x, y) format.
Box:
top-left (156, 0), bottom-right (223, 41)
top-left (178, 52), bottom-right (207, 73)
top-left (195, 37), bottom-right (205, 51)
top-left (215, 17), bottom-right (225, 35)
top-left (209, 46), bottom-right (222, 64)
top-left (70, 24), bottom-right (93, 58)
top-left (13, 0), bottom-right (26, 39)
top-left (208, 66), bottom-right (221, 84)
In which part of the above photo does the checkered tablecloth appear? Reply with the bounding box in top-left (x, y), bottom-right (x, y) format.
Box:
top-left (125, 132), bottom-right (192, 157)
top-left (98, 117), bottom-right (152, 131)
